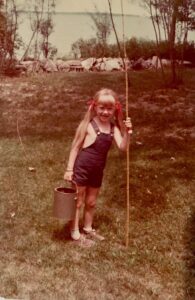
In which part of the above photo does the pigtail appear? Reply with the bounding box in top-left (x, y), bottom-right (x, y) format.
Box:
top-left (114, 101), bottom-right (125, 134)
top-left (71, 103), bottom-right (94, 150)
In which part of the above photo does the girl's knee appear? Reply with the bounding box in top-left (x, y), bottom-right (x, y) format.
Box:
top-left (85, 187), bottom-right (99, 209)
top-left (85, 198), bottom-right (97, 209)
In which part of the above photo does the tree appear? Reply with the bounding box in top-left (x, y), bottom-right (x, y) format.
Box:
top-left (89, 4), bottom-right (111, 56)
top-left (0, 0), bottom-right (21, 74)
top-left (21, 0), bottom-right (45, 60)
top-left (39, 0), bottom-right (55, 58)
top-left (71, 38), bottom-right (106, 58)
top-left (0, 2), bottom-right (6, 58)
top-left (21, 0), bottom-right (56, 60)
top-left (39, 17), bottom-right (54, 58)
top-left (141, 0), bottom-right (195, 84)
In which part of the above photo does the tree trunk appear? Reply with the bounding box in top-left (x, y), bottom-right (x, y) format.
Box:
top-left (169, 2), bottom-right (178, 84)
top-left (20, 30), bottom-right (37, 61)
top-left (149, 1), bottom-right (165, 82)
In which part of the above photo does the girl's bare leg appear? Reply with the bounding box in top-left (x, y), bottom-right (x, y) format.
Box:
top-left (70, 186), bottom-right (86, 240)
top-left (83, 187), bottom-right (99, 230)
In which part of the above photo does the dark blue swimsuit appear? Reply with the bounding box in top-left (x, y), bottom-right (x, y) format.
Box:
top-left (73, 119), bottom-right (114, 188)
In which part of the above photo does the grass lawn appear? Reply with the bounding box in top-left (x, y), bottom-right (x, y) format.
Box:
top-left (0, 70), bottom-right (194, 299)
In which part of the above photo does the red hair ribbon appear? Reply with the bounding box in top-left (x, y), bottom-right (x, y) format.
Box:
top-left (87, 99), bottom-right (96, 108)
top-left (115, 101), bottom-right (123, 115)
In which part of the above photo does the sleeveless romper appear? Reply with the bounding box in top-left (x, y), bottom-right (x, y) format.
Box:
top-left (73, 119), bottom-right (114, 188)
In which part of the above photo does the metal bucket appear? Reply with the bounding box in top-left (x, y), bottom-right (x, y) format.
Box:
top-left (53, 182), bottom-right (77, 220)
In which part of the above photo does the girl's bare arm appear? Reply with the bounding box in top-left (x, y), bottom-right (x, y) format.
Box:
top-left (114, 117), bottom-right (132, 151)
top-left (64, 143), bottom-right (81, 181)
top-left (66, 144), bottom-right (80, 171)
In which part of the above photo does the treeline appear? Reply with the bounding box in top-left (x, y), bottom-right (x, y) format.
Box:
top-left (71, 37), bottom-right (195, 65)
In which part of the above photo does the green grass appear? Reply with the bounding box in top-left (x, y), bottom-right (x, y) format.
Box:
top-left (0, 69), bottom-right (195, 299)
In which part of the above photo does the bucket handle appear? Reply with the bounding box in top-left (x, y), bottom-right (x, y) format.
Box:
top-left (63, 180), bottom-right (78, 193)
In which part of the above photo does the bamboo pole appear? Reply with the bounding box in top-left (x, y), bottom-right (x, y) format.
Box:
top-left (120, 0), bottom-right (130, 248)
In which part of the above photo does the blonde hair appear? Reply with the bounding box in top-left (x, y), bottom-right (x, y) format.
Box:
top-left (71, 88), bottom-right (124, 149)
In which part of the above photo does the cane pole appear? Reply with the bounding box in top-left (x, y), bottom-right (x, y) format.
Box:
top-left (120, 0), bottom-right (130, 248)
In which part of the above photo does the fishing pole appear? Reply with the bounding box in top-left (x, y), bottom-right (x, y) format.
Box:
top-left (120, 0), bottom-right (130, 247)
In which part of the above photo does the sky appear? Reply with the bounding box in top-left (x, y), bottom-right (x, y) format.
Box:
top-left (16, 0), bottom-right (153, 58)
top-left (16, 0), bottom-right (147, 16)
top-left (55, 0), bottom-right (146, 15)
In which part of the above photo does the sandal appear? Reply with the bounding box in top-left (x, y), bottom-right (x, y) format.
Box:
top-left (73, 234), bottom-right (95, 248)
top-left (83, 228), bottom-right (105, 241)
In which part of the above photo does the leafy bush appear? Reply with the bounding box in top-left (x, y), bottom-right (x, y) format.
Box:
top-left (71, 37), bottom-right (195, 65)
top-left (0, 59), bottom-right (20, 76)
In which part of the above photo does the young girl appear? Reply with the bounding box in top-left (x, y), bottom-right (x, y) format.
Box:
top-left (64, 88), bottom-right (132, 243)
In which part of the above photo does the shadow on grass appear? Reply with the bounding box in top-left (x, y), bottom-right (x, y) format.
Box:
top-left (185, 209), bottom-right (195, 300)
top-left (52, 222), bottom-right (71, 243)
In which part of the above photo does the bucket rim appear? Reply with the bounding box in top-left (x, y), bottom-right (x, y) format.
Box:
top-left (54, 186), bottom-right (77, 194)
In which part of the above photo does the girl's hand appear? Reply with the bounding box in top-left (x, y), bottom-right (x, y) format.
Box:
top-left (64, 170), bottom-right (73, 181)
top-left (124, 117), bottom-right (133, 134)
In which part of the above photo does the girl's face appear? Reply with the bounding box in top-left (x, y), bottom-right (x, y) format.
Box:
top-left (95, 95), bottom-right (115, 123)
